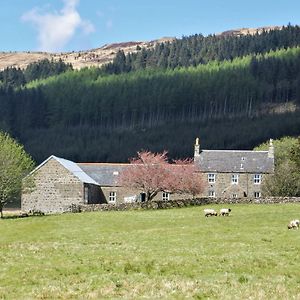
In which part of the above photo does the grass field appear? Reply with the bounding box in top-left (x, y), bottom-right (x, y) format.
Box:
top-left (1, 204), bottom-right (300, 299)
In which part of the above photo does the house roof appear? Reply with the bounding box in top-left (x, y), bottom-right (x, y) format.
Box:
top-left (30, 155), bottom-right (100, 185)
top-left (78, 163), bottom-right (129, 186)
top-left (194, 150), bottom-right (274, 173)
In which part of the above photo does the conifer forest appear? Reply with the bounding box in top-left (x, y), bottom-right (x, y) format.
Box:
top-left (0, 25), bottom-right (300, 163)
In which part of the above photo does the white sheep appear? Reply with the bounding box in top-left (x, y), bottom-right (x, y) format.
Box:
top-left (204, 208), bottom-right (218, 217)
top-left (288, 219), bottom-right (299, 230)
top-left (219, 208), bottom-right (231, 216)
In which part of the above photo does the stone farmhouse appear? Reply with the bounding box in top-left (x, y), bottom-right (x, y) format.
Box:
top-left (21, 139), bottom-right (275, 213)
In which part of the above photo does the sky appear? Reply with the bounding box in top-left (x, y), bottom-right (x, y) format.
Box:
top-left (1, 0), bottom-right (299, 53)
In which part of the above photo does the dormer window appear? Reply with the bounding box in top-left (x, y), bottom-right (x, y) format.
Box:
top-left (241, 157), bottom-right (245, 161)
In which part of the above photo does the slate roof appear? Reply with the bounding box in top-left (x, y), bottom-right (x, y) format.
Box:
top-left (194, 150), bottom-right (274, 173)
top-left (78, 163), bottom-right (130, 186)
top-left (30, 155), bottom-right (100, 185)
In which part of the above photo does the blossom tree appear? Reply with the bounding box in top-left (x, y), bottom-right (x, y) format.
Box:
top-left (167, 158), bottom-right (204, 198)
top-left (118, 151), bottom-right (205, 201)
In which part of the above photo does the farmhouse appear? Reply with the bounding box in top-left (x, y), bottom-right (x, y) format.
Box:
top-left (21, 139), bottom-right (275, 213)
top-left (194, 138), bottom-right (274, 199)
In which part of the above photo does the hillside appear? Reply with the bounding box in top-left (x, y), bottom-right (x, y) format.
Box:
top-left (0, 37), bottom-right (174, 71)
top-left (218, 25), bottom-right (282, 36)
top-left (1, 25), bottom-right (300, 163)
top-left (0, 25), bottom-right (282, 71)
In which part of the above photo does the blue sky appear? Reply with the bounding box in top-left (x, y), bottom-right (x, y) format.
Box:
top-left (1, 0), bottom-right (299, 52)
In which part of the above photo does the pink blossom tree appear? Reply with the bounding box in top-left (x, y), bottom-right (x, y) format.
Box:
top-left (118, 151), bottom-right (205, 201)
top-left (167, 159), bottom-right (204, 198)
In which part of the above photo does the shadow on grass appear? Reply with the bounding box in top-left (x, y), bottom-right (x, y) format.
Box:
top-left (1, 212), bottom-right (45, 220)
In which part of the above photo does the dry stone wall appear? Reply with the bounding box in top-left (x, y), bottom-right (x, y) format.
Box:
top-left (70, 197), bottom-right (300, 213)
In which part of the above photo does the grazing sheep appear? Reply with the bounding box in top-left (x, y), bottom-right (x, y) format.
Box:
top-left (204, 209), bottom-right (218, 217)
top-left (288, 219), bottom-right (299, 230)
top-left (219, 208), bottom-right (231, 216)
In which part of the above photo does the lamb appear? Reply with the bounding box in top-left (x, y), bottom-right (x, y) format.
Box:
top-left (288, 219), bottom-right (299, 230)
top-left (219, 208), bottom-right (231, 216)
top-left (204, 209), bottom-right (218, 217)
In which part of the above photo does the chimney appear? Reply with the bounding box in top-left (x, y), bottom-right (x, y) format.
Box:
top-left (268, 138), bottom-right (274, 159)
top-left (194, 137), bottom-right (200, 157)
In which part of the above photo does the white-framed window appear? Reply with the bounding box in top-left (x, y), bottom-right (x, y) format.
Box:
top-left (254, 192), bottom-right (261, 198)
top-left (254, 174), bottom-right (262, 184)
top-left (231, 174), bottom-right (239, 184)
top-left (162, 192), bottom-right (170, 201)
top-left (208, 173), bottom-right (216, 183)
top-left (208, 190), bottom-right (216, 197)
top-left (109, 191), bottom-right (117, 202)
top-left (232, 193), bottom-right (238, 198)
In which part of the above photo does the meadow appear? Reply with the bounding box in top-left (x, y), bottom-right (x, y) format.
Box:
top-left (1, 204), bottom-right (300, 299)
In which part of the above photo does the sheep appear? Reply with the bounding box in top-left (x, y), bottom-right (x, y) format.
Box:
top-left (288, 219), bottom-right (299, 230)
top-left (204, 208), bottom-right (218, 217)
top-left (219, 208), bottom-right (231, 216)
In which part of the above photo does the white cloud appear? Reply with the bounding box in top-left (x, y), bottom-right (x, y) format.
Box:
top-left (22, 0), bottom-right (95, 52)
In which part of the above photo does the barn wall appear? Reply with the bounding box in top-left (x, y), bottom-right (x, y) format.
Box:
top-left (22, 158), bottom-right (84, 213)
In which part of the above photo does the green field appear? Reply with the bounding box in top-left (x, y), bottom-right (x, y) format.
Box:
top-left (1, 204), bottom-right (300, 299)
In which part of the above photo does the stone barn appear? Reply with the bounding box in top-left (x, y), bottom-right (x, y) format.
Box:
top-left (21, 156), bottom-right (103, 213)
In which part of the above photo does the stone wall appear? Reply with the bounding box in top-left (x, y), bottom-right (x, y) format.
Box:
top-left (22, 158), bottom-right (85, 213)
top-left (202, 172), bottom-right (267, 198)
top-left (70, 197), bottom-right (300, 213)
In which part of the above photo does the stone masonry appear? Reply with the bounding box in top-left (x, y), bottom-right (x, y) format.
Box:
top-left (22, 157), bottom-right (85, 213)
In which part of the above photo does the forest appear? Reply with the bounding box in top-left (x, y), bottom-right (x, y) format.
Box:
top-left (0, 26), bottom-right (300, 163)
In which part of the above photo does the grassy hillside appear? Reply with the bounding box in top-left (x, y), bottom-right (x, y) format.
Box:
top-left (1, 204), bottom-right (300, 298)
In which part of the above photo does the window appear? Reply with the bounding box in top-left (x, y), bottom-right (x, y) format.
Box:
top-left (231, 174), bottom-right (239, 184)
top-left (208, 173), bottom-right (216, 183)
top-left (208, 190), bottom-right (216, 197)
top-left (109, 191), bottom-right (117, 202)
top-left (254, 174), bottom-right (261, 184)
top-left (162, 192), bottom-right (170, 201)
top-left (232, 193), bottom-right (238, 198)
top-left (254, 192), bottom-right (261, 198)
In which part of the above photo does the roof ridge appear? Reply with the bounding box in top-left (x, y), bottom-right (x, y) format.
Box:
top-left (201, 150), bottom-right (269, 153)
top-left (78, 162), bottom-right (131, 166)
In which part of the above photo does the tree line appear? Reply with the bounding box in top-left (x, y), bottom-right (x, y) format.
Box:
top-left (0, 58), bottom-right (72, 88)
top-left (105, 24), bottom-right (300, 73)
